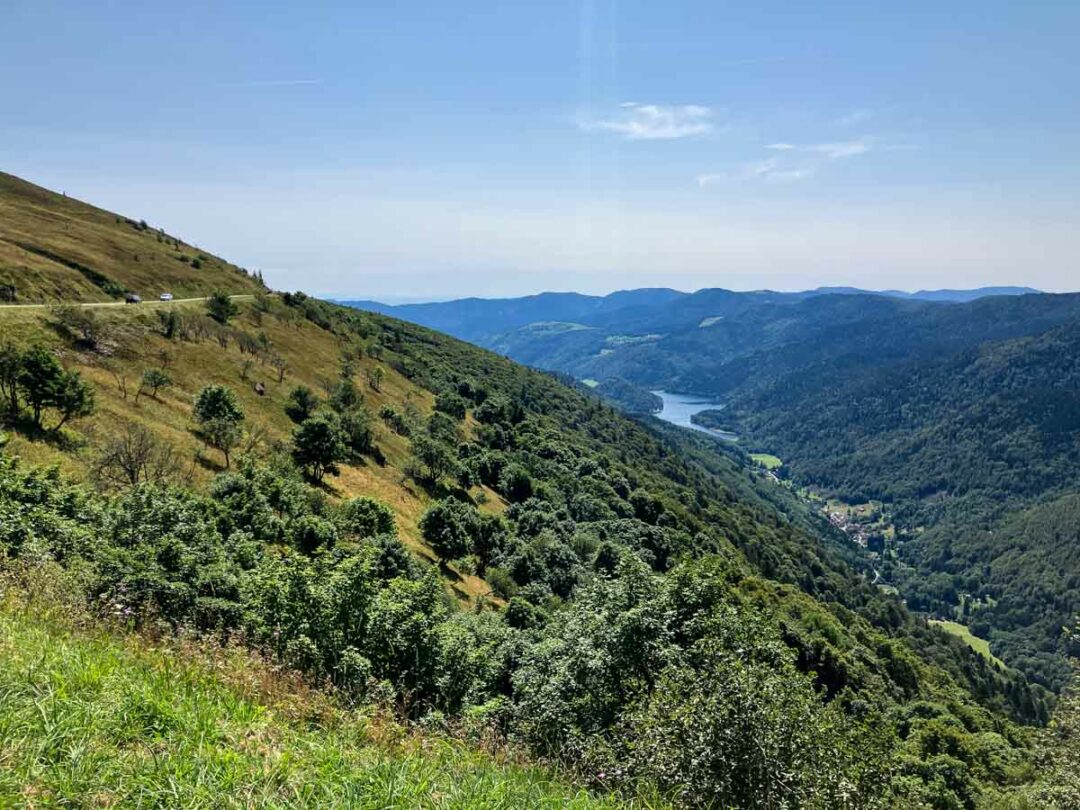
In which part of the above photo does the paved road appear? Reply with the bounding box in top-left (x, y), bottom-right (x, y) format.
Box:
top-left (0, 294), bottom-right (256, 310)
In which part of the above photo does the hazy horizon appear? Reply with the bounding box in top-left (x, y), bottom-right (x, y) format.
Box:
top-left (5, 2), bottom-right (1079, 299)
top-left (342, 282), bottom-right (1049, 307)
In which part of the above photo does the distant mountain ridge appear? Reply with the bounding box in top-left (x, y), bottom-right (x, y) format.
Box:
top-left (340, 285), bottom-right (1039, 345)
top-left (340, 287), bottom-right (685, 343)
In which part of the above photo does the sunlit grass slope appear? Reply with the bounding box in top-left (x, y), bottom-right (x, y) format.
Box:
top-left (0, 171), bottom-right (264, 303)
top-left (0, 298), bottom-right (502, 601)
top-left (0, 589), bottom-right (640, 810)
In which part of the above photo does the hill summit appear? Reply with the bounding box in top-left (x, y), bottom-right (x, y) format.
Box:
top-left (0, 172), bottom-right (264, 303)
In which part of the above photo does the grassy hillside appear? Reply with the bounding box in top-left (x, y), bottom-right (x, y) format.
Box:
top-left (0, 577), bottom-right (635, 809)
top-left (0, 172), bottom-right (265, 303)
top-left (0, 297), bottom-right (499, 602)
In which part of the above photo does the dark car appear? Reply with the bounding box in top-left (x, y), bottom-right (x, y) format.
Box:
top-left (125, 293), bottom-right (142, 304)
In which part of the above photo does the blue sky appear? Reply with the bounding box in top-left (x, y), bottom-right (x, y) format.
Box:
top-left (3, 1), bottom-right (1078, 300)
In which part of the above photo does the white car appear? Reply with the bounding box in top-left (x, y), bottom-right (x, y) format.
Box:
top-left (159, 292), bottom-right (173, 301)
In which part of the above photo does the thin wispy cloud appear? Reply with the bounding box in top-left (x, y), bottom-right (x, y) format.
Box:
top-left (835, 108), bottom-right (872, 126)
top-left (717, 56), bottom-right (787, 67)
top-left (697, 159), bottom-right (815, 186)
top-left (226, 79), bottom-right (323, 88)
top-left (766, 137), bottom-right (874, 159)
top-left (581, 103), bottom-right (714, 140)
top-left (744, 158), bottom-right (815, 183)
top-left (699, 135), bottom-right (878, 188)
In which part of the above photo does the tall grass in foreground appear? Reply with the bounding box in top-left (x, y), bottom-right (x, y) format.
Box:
top-left (0, 587), bottom-right (651, 809)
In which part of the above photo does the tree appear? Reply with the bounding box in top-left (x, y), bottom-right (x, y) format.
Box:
top-left (91, 423), bottom-right (183, 490)
top-left (205, 291), bottom-right (239, 324)
top-left (427, 411), bottom-right (459, 444)
top-left (270, 353), bottom-right (288, 383)
top-left (499, 463), bottom-right (533, 503)
top-left (285, 385), bottom-right (320, 422)
top-left (435, 391), bottom-right (467, 419)
top-left (1026, 621), bottom-right (1080, 805)
top-left (367, 366), bottom-right (384, 392)
top-left (193, 384), bottom-right (243, 424)
top-left (156, 308), bottom-right (180, 339)
top-left (292, 414), bottom-right (347, 483)
top-left (203, 417), bottom-right (243, 469)
top-left (419, 497), bottom-right (481, 560)
top-left (472, 513), bottom-right (507, 575)
top-left (17, 347), bottom-right (64, 427)
top-left (136, 368), bottom-right (171, 403)
top-left (328, 377), bottom-right (361, 413)
top-left (338, 406), bottom-right (374, 455)
top-left (339, 496), bottom-right (396, 538)
top-left (410, 434), bottom-right (456, 485)
top-left (193, 385), bottom-right (244, 467)
top-left (0, 342), bottom-right (21, 418)
top-left (15, 347), bottom-right (94, 431)
top-left (51, 370), bottom-right (95, 431)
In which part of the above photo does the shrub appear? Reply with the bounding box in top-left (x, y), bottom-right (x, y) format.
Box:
top-left (137, 368), bottom-right (171, 402)
top-left (284, 385), bottom-right (321, 423)
top-left (435, 391), bottom-right (467, 420)
top-left (205, 291), bottom-right (239, 324)
top-left (91, 424), bottom-right (183, 490)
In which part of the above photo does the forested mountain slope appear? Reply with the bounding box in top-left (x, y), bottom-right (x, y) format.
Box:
top-left (358, 280), bottom-right (1080, 697)
top-left (730, 315), bottom-right (1080, 691)
top-left (0, 172), bottom-right (1068, 807)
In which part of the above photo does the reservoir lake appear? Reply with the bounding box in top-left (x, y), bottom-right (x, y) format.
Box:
top-left (652, 391), bottom-right (738, 441)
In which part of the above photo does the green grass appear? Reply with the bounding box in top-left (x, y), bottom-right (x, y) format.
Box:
top-left (0, 592), bottom-right (647, 809)
top-left (749, 453), bottom-right (782, 470)
top-left (0, 171), bottom-right (264, 304)
top-left (929, 620), bottom-right (1005, 669)
top-left (0, 298), bottom-right (498, 602)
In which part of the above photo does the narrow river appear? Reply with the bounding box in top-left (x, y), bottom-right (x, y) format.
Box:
top-left (651, 391), bottom-right (738, 440)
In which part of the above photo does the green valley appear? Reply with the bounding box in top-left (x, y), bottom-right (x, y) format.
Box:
top-left (0, 173), bottom-right (1074, 808)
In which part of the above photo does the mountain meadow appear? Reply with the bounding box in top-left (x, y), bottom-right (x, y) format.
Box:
top-left (1, 173), bottom-right (1078, 808)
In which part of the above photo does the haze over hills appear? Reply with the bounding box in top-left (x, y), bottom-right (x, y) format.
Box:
top-left (343, 285), bottom-right (1039, 345)
top-left (2, 172), bottom-right (1075, 807)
